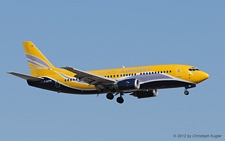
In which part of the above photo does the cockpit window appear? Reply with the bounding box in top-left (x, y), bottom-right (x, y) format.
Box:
top-left (189, 67), bottom-right (200, 71)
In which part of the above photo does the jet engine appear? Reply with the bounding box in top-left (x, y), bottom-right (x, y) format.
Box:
top-left (115, 78), bottom-right (140, 91)
top-left (131, 89), bottom-right (158, 98)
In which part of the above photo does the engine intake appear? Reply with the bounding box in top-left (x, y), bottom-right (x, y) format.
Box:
top-left (115, 78), bottom-right (140, 91)
top-left (131, 89), bottom-right (158, 98)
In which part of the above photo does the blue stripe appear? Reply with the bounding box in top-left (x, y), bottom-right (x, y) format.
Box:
top-left (27, 60), bottom-right (44, 68)
top-left (59, 73), bottom-right (74, 79)
top-left (26, 54), bottom-right (50, 68)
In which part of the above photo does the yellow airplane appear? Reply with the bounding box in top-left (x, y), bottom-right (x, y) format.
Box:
top-left (8, 41), bottom-right (209, 104)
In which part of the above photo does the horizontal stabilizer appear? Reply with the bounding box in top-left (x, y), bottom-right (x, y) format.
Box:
top-left (8, 72), bottom-right (43, 81)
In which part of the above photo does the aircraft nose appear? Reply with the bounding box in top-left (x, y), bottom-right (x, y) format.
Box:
top-left (201, 71), bottom-right (209, 81)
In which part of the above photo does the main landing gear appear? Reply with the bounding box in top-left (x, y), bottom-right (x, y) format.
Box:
top-left (106, 93), bottom-right (124, 104)
top-left (116, 96), bottom-right (124, 104)
top-left (106, 93), bottom-right (114, 100)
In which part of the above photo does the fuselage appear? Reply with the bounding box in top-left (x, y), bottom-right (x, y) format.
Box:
top-left (27, 64), bottom-right (209, 94)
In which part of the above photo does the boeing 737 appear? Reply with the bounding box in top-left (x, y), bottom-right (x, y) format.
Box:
top-left (8, 41), bottom-right (209, 104)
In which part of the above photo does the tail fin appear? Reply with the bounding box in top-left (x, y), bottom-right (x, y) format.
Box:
top-left (23, 41), bottom-right (55, 76)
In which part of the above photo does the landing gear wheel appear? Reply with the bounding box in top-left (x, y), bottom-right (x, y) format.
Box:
top-left (106, 93), bottom-right (114, 100)
top-left (116, 97), bottom-right (124, 104)
top-left (184, 90), bottom-right (189, 95)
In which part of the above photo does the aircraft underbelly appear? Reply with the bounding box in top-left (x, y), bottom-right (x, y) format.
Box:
top-left (140, 80), bottom-right (195, 89)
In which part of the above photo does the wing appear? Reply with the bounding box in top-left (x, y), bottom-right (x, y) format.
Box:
top-left (62, 67), bottom-right (116, 85)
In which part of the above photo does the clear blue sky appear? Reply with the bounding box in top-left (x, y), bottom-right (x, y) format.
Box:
top-left (1, 1), bottom-right (224, 141)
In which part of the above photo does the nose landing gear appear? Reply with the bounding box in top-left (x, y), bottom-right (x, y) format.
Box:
top-left (184, 84), bottom-right (196, 95)
top-left (184, 89), bottom-right (189, 95)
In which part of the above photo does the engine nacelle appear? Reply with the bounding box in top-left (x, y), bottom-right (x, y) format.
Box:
top-left (131, 89), bottom-right (158, 99)
top-left (115, 79), bottom-right (140, 91)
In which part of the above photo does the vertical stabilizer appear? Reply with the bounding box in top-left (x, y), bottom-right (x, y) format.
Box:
top-left (23, 41), bottom-right (55, 76)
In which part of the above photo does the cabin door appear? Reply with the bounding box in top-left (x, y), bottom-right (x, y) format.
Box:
top-left (176, 66), bottom-right (182, 78)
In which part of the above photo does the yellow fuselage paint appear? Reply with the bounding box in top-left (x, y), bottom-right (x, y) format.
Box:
top-left (48, 64), bottom-right (208, 91)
